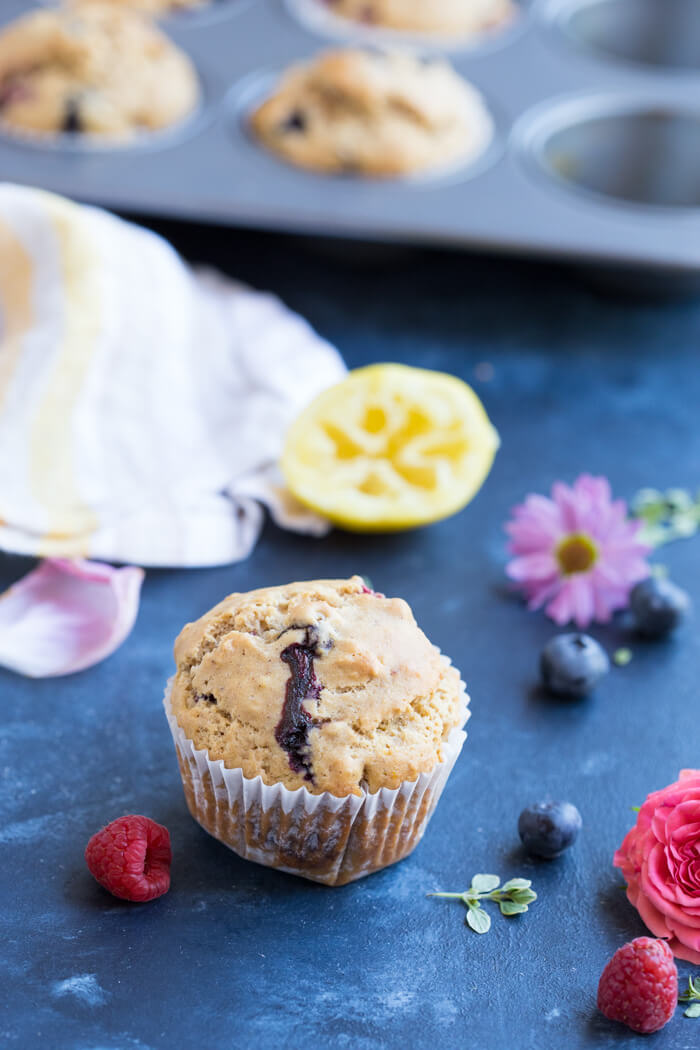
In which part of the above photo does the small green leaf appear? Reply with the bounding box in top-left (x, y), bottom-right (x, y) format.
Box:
top-left (501, 878), bottom-right (532, 892)
top-left (684, 1004), bottom-right (700, 1019)
top-left (499, 900), bottom-right (528, 916)
top-left (511, 888), bottom-right (537, 905)
top-left (631, 806), bottom-right (641, 813)
top-left (639, 524), bottom-right (668, 548)
top-left (466, 906), bottom-right (491, 934)
top-left (470, 874), bottom-right (500, 895)
top-left (633, 487), bottom-right (663, 510)
top-left (666, 489), bottom-right (693, 510)
top-left (674, 516), bottom-right (698, 538)
top-left (613, 648), bottom-right (633, 667)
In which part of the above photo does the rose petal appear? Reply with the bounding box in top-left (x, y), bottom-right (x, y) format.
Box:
top-left (665, 937), bottom-right (700, 966)
top-left (664, 913), bottom-right (700, 951)
top-left (642, 846), bottom-right (700, 922)
top-left (634, 889), bottom-right (673, 941)
top-left (0, 558), bottom-right (144, 677)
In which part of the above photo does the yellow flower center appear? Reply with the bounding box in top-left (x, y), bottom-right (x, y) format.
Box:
top-left (556, 533), bottom-right (598, 575)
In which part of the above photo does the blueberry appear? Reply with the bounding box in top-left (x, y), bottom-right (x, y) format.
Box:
top-left (540, 633), bottom-right (609, 699)
top-left (281, 109), bottom-right (307, 133)
top-left (275, 625), bottom-right (323, 782)
top-left (194, 692), bottom-right (217, 704)
top-left (61, 97), bottom-right (82, 134)
top-left (630, 577), bottom-right (690, 638)
top-left (518, 800), bottom-right (582, 859)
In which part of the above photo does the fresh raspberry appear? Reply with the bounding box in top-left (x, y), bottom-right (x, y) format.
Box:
top-left (597, 937), bottom-right (678, 1034)
top-left (85, 815), bottom-right (171, 902)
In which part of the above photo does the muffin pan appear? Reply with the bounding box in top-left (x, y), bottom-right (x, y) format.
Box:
top-left (3, 0), bottom-right (700, 276)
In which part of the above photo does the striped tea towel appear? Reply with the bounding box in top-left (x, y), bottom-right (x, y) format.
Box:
top-left (0, 184), bottom-right (346, 567)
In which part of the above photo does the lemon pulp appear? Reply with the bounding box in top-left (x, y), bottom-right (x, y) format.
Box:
top-left (281, 363), bottom-right (500, 531)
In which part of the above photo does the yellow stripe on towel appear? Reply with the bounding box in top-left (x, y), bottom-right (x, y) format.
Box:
top-left (0, 218), bottom-right (33, 416)
top-left (31, 197), bottom-right (101, 555)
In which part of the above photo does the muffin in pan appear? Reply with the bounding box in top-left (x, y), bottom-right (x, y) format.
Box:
top-left (0, 4), bottom-right (199, 141)
top-left (166, 576), bottom-right (469, 885)
top-left (315, 0), bottom-right (515, 37)
top-left (250, 48), bottom-right (493, 178)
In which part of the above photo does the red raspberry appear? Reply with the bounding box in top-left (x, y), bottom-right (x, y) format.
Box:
top-left (85, 815), bottom-right (171, 902)
top-left (597, 937), bottom-right (678, 1034)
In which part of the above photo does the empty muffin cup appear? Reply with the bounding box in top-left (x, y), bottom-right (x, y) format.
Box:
top-left (519, 95), bottom-right (700, 209)
top-left (552, 0), bottom-right (700, 72)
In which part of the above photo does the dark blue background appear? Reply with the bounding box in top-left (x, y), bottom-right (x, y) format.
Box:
top-left (2, 228), bottom-right (699, 1049)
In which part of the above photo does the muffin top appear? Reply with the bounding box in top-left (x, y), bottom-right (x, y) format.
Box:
top-left (0, 4), bottom-right (199, 139)
top-left (171, 576), bottom-right (467, 797)
top-left (318, 0), bottom-right (514, 37)
top-left (250, 48), bottom-right (493, 177)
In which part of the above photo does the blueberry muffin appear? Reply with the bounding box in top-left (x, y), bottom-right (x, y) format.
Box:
top-left (250, 48), bottom-right (493, 177)
top-left (318, 0), bottom-right (515, 37)
top-left (166, 576), bottom-right (469, 884)
top-left (0, 4), bottom-right (199, 140)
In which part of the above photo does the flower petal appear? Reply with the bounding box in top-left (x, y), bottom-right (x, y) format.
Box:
top-left (574, 474), bottom-right (612, 505)
top-left (0, 558), bottom-right (144, 677)
top-left (568, 574), bottom-right (595, 629)
top-left (505, 553), bottom-right (558, 583)
top-left (545, 582), bottom-right (577, 625)
top-left (666, 937), bottom-right (700, 966)
top-left (551, 482), bottom-right (582, 532)
top-left (635, 887), bottom-right (674, 940)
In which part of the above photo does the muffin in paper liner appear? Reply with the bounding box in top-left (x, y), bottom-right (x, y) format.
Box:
top-left (163, 669), bottom-right (468, 886)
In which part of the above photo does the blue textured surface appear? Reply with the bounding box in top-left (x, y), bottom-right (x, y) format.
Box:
top-left (2, 227), bottom-right (700, 1050)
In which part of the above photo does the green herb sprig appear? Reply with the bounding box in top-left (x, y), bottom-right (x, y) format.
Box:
top-left (428, 875), bottom-right (537, 934)
top-left (632, 488), bottom-right (700, 549)
top-left (679, 976), bottom-right (700, 1018)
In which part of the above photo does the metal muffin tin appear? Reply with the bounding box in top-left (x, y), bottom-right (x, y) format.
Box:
top-left (3, 0), bottom-right (700, 275)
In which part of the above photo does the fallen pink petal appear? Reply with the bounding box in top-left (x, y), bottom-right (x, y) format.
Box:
top-left (0, 559), bottom-right (144, 678)
top-left (505, 474), bottom-right (651, 629)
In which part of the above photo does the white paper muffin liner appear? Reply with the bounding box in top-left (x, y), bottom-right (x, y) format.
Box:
top-left (163, 659), bottom-right (469, 885)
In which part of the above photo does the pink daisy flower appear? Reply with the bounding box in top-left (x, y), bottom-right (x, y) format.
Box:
top-left (505, 475), bottom-right (651, 628)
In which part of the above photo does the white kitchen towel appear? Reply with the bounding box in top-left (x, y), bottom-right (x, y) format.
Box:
top-left (0, 184), bottom-right (346, 567)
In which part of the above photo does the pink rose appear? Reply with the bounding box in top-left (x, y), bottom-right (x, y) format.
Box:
top-left (614, 769), bottom-right (700, 965)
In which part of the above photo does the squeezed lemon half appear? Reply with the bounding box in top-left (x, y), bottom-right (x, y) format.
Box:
top-left (281, 363), bottom-right (500, 531)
